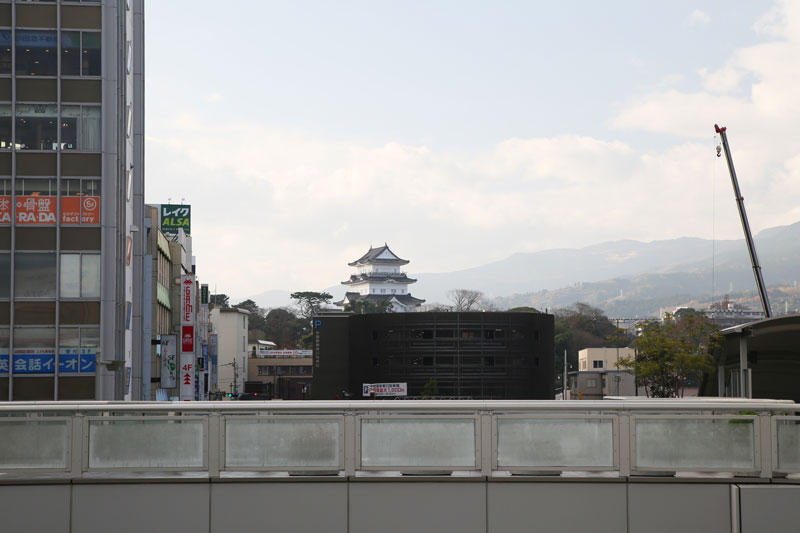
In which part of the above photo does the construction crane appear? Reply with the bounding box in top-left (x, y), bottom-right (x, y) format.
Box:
top-left (714, 124), bottom-right (772, 318)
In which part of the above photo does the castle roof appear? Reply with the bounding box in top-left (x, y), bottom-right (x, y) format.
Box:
top-left (342, 273), bottom-right (417, 286)
top-left (336, 292), bottom-right (425, 307)
top-left (348, 244), bottom-right (409, 266)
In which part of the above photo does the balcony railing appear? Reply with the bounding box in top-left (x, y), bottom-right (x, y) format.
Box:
top-left (0, 399), bottom-right (798, 481)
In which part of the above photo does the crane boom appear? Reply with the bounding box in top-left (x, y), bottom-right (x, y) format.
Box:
top-left (714, 124), bottom-right (772, 318)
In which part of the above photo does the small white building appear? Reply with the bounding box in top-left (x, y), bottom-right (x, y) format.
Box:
top-left (209, 307), bottom-right (249, 395)
top-left (572, 347), bottom-right (637, 399)
top-left (337, 244), bottom-right (425, 313)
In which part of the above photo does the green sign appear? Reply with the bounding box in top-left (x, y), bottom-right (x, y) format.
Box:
top-left (160, 204), bottom-right (191, 235)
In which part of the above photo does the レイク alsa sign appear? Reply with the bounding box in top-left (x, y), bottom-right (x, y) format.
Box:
top-left (160, 204), bottom-right (190, 235)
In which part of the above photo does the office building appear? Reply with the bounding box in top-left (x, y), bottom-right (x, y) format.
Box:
top-left (209, 306), bottom-right (248, 396)
top-left (0, 1), bottom-right (144, 401)
top-left (311, 311), bottom-right (554, 399)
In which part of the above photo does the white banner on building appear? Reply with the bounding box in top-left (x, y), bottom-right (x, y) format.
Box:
top-left (362, 382), bottom-right (408, 397)
top-left (160, 334), bottom-right (177, 389)
top-left (262, 350), bottom-right (313, 357)
top-left (179, 275), bottom-right (195, 401)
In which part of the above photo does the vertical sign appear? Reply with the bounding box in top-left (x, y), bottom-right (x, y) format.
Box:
top-left (160, 334), bottom-right (177, 388)
top-left (210, 334), bottom-right (218, 387)
top-left (180, 275), bottom-right (195, 400)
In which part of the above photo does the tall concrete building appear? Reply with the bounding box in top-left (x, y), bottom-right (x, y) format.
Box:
top-left (0, 1), bottom-right (145, 401)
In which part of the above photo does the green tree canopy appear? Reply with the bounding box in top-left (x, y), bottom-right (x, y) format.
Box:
top-left (209, 293), bottom-right (230, 308)
top-left (344, 299), bottom-right (392, 314)
top-left (290, 291), bottom-right (333, 319)
top-left (262, 308), bottom-right (307, 348)
top-left (618, 311), bottom-right (721, 398)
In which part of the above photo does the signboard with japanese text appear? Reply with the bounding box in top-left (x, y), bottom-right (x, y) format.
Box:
top-left (0, 195), bottom-right (100, 225)
top-left (180, 275), bottom-right (196, 400)
top-left (362, 382), bottom-right (408, 397)
top-left (0, 348), bottom-right (96, 375)
top-left (15, 195), bottom-right (57, 224)
top-left (160, 204), bottom-right (191, 235)
top-left (160, 334), bottom-right (177, 388)
top-left (61, 196), bottom-right (100, 224)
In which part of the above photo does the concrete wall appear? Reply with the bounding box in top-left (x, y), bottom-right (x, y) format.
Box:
top-left (579, 347), bottom-right (635, 371)
top-left (1, 481), bottom-right (795, 533)
top-left (209, 307), bottom-right (248, 394)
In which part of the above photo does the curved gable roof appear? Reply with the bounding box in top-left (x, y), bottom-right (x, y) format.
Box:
top-left (348, 244), bottom-right (410, 266)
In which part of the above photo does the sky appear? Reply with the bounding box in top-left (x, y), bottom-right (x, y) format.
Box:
top-left (144, 1), bottom-right (800, 301)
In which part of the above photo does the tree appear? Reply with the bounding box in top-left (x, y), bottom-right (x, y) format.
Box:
top-left (345, 299), bottom-right (392, 314)
top-left (290, 291), bottom-right (333, 320)
top-left (209, 293), bottom-right (230, 308)
top-left (618, 312), bottom-right (721, 398)
top-left (552, 303), bottom-right (632, 390)
top-left (420, 379), bottom-right (440, 398)
top-left (263, 308), bottom-right (306, 348)
top-left (233, 299), bottom-right (267, 338)
top-left (447, 289), bottom-right (483, 311)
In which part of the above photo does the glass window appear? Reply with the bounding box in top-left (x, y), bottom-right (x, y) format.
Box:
top-left (15, 104), bottom-right (58, 151)
top-left (0, 105), bottom-right (10, 149)
top-left (80, 254), bottom-right (100, 297)
top-left (60, 254), bottom-right (79, 297)
top-left (81, 32), bottom-right (100, 76)
top-left (14, 253), bottom-right (56, 298)
top-left (61, 105), bottom-right (101, 151)
top-left (0, 254), bottom-right (9, 299)
top-left (60, 179), bottom-right (81, 197)
top-left (15, 30), bottom-right (58, 76)
top-left (61, 31), bottom-right (80, 76)
top-left (15, 178), bottom-right (56, 196)
top-left (60, 253), bottom-right (99, 298)
top-left (13, 327), bottom-right (55, 348)
top-left (0, 31), bottom-right (11, 75)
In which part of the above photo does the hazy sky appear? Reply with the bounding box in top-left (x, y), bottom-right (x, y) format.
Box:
top-left (144, 1), bottom-right (799, 300)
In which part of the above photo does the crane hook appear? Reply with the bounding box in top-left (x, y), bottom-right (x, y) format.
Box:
top-left (716, 145), bottom-right (722, 157)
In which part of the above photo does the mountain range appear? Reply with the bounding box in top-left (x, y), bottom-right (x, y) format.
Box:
top-left (249, 221), bottom-right (800, 318)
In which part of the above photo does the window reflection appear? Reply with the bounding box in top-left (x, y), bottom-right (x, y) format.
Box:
top-left (0, 31), bottom-right (11, 75)
top-left (15, 30), bottom-right (57, 76)
top-left (61, 31), bottom-right (100, 77)
top-left (0, 105), bottom-right (10, 149)
top-left (16, 104), bottom-right (58, 151)
top-left (61, 105), bottom-right (101, 151)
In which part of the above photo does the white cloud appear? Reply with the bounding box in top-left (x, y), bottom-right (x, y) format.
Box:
top-left (146, 1), bottom-right (800, 300)
top-left (688, 9), bottom-right (711, 26)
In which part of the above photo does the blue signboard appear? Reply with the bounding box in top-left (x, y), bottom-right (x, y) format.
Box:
top-left (0, 349), bottom-right (96, 375)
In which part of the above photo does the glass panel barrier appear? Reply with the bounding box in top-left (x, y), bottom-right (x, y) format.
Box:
top-left (497, 418), bottom-right (614, 468)
top-left (634, 417), bottom-right (757, 471)
top-left (225, 418), bottom-right (340, 469)
top-left (361, 418), bottom-right (475, 468)
top-left (88, 418), bottom-right (205, 469)
top-left (776, 418), bottom-right (800, 471)
top-left (0, 419), bottom-right (68, 469)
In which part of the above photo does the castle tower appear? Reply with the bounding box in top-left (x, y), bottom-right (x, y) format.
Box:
top-left (337, 244), bottom-right (424, 312)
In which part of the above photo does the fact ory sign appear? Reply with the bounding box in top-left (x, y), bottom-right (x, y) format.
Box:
top-left (160, 204), bottom-right (191, 235)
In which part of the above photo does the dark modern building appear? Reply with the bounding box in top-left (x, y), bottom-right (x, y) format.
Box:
top-left (311, 311), bottom-right (554, 399)
top-left (0, 1), bottom-right (145, 401)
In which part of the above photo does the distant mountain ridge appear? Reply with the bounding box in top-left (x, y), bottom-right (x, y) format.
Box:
top-left (249, 221), bottom-right (800, 317)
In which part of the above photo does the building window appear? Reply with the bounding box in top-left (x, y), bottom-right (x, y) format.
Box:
top-left (593, 360), bottom-right (604, 369)
top-left (12, 327), bottom-right (56, 375)
top-left (60, 179), bottom-right (101, 225)
top-left (13, 179), bottom-right (57, 225)
top-left (60, 253), bottom-right (100, 298)
top-left (0, 105), bottom-right (11, 149)
top-left (61, 105), bottom-right (101, 151)
top-left (61, 31), bottom-right (101, 77)
top-left (16, 104), bottom-right (58, 151)
top-left (381, 289), bottom-right (385, 294)
top-left (15, 253), bottom-right (56, 298)
top-left (58, 326), bottom-right (99, 374)
top-left (15, 30), bottom-right (58, 76)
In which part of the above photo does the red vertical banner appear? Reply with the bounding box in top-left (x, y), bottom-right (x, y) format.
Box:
top-left (0, 196), bottom-right (10, 224)
top-left (182, 325), bottom-right (194, 353)
top-left (16, 196), bottom-right (57, 224)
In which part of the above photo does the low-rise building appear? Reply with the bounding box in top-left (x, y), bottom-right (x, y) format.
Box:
top-left (570, 347), bottom-right (636, 399)
top-left (246, 349), bottom-right (313, 399)
top-left (209, 307), bottom-right (249, 396)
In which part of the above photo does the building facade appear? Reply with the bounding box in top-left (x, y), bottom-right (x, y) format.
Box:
top-left (0, 1), bottom-right (144, 401)
top-left (209, 306), bottom-right (248, 396)
top-left (337, 244), bottom-right (424, 312)
top-left (245, 348), bottom-right (312, 399)
top-left (311, 311), bottom-right (554, 400)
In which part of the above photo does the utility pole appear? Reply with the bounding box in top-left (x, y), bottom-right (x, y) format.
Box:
top-left (563, 348), bottom-right (568, 399)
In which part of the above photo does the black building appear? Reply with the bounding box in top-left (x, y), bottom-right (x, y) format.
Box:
top-left (311, 311), bottom-right (554, 400)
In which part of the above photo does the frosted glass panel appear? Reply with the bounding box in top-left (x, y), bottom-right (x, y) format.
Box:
top-left (225, 418), bottom-right (340, 468)
top-left (361, 418), bottom-right (475, 468)
top-left (498, 418), bottom-right (614, 468)
top-left (89, 419), bottom-right (204, 469)
top-left (635, 418), bottom-right (756, 470)
top-left (0, 420), bottom-right (68, 469)
top-left (777, 419), bottom-right (800, 471)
